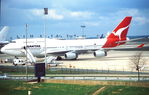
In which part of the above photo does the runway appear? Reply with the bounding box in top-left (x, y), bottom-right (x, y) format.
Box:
top-left (57, 50), bottom-right (149, 71)
top-left (0, 50), bottom-right (149, 72)
top-left (1, 50), bottom-right (149, 82)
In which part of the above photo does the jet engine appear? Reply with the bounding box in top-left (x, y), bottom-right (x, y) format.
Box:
top-left (65, 52), bottom-right (78, 60)
top-left (93, 50), bottom-right (107, 57)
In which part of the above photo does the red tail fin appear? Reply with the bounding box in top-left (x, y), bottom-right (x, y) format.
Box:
top-left (102, 16), bottom-right (132, 48)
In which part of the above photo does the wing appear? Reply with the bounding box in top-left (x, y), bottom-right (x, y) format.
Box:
top-left (41, 48), bottom-right (99, 56)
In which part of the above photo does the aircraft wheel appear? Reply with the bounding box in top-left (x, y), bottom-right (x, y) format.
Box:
top-left (56, 56), bottom-right (62, 60)
top-left (13, 62), bottom-right (17, 66)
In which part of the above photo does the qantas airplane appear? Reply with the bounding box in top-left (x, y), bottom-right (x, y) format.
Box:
top-left (1, 16), bottom-right (132, 60)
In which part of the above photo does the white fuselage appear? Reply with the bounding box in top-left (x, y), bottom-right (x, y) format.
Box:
top-left (1, 38), bottom-right (107, 57)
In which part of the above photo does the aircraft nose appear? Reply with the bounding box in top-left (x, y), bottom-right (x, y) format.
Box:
top-left (1, 46), bottom-right (6, 53)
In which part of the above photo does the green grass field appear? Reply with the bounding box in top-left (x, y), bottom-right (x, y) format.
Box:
top-left (99, 86), bottom-right (149, 95)
top-left (0, 80), bottom-right (101, 95)
top-left (0, 80), bottom-right (149, 95)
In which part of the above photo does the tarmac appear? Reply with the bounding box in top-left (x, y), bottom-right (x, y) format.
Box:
top-left (0, 50), bottom-right (149, 72)
top-left (57, 50), bottom-right (149, 71)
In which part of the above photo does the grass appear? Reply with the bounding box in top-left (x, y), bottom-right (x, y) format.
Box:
top-left (0, 80), bottom-right (149, 95)
top-left (0, 80), bottom-right (101, 95)
top-left (100, 86), bottom-right (149, 95)
top-left (30, 83), bottom-right (100, 95)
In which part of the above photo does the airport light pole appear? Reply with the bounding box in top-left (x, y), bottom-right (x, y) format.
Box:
top-left (0, 0), bottom-right (1, 26)
top-left (25, 24), bottom-right (28, 81)
top-left (81, 25), bottom-right (86, 37)
top-left (44, 8), bottom-right (48, 68)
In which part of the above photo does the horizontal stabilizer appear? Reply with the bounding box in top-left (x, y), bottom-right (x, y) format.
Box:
top-left (137, 44), bottom-right (144, 48)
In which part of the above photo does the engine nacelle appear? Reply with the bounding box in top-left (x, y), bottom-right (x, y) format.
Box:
top-left (94, 50), bottom-right (107, 57)
top-left (65, 52), bottom-right (78, 60)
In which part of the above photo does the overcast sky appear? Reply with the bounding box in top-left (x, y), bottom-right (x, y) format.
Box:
top-left (1, 0), bottom-right (149, 40)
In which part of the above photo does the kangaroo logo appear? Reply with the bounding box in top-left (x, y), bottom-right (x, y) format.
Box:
top-left (112, 25), bottom-right (129, 40)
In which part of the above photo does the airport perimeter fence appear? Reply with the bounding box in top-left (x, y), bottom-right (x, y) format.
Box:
top-left (48, 67), bottom-right (149, 75)
top-left (1, 65), bottom-right (149, 81)
top-left (1, 74), bottom-right (149, 81)
top-left (0, 65), bottom-right (149, 75)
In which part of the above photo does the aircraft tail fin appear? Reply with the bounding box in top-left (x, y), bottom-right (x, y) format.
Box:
top-left (0, 26), bottom-right (9, 41)
top-left (102, 16), bottom-right (132, 48)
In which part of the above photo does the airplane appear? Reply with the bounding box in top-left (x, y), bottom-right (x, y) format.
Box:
top-left (1, 16), bottom-right (133, 61)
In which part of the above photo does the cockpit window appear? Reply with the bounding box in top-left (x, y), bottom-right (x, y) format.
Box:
top-left (10, 41), bottom-right (16, 43)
